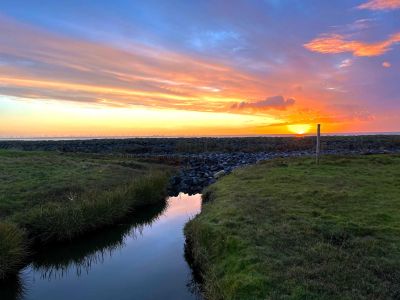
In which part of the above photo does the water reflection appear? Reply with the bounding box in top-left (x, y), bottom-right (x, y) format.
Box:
top-left (2, 193), bottom-right (202, 300)
top-left (31, 201), bottom-right (167, 280)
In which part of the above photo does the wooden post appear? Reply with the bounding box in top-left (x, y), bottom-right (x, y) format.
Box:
top-left (316, 124), bottom-right (321, 164)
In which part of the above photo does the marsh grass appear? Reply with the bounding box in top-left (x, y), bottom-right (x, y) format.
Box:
top-left (0, 150), bottom-right (172, 277)
top-left (0, 150), bottom-right (159, 217)
top-left (185, 155), bottom-right (400, 299)
top-left (12, 172), bottom-right (169, 242)
top-left (0, 222), bottom-right (26, 279)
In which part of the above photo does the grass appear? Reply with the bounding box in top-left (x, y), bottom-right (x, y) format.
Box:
top-left (11, 172), bottom-right (168, 242)
top-left (185, 154), bottom-right (400, 299)
top-left (0, 223), bottom-right (26, 279)
top-left (0, 150), bottom-right (157, 217)
top-left (0, 150), bottom-right (172, 278)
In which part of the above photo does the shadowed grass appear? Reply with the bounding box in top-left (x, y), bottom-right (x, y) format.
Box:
top-left (185, 155), bottom-right (400, 299)
top-left (0, 223), bottom-right (26, 279)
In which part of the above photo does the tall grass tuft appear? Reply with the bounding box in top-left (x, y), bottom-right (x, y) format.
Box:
top-left (0, 222), bottom-right (26, 279)
top-left (12, 172), bottom-right (169, 243)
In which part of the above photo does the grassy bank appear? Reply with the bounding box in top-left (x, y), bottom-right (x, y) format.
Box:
top-left (0, 150), bottom-right (171, 278)
top-left (185, 155), bottom-right (400, 299)
top-left (0, 223), bottom-right (26, 279)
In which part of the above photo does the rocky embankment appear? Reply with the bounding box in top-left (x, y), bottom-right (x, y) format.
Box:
top-left (166, 148), bottom-right (399, 195)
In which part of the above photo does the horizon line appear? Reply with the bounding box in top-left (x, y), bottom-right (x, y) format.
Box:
top-left (1, 131), bottom-right (400, 141)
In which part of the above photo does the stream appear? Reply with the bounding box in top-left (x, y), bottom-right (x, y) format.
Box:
top-left (3, 193), bottom-right (203, 300)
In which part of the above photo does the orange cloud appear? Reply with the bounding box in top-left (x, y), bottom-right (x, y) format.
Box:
top-left (304, 33), bottom-right (400, 57)
top-left (358, 0), bottom-right (400, 10)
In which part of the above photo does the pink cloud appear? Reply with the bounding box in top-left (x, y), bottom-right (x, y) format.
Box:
top-left (382, 61), bottom-right (392, 67)
top-left (358, 0), bottom-right (400, 10)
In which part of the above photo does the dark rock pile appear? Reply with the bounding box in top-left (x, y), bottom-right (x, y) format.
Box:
top-left (167, 148), bottom-right (400, 195)
top-left (168, 151), bottom-right (313, 195)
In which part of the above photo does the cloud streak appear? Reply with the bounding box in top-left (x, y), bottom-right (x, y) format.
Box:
top-left (304, 33), bottom-right (400, 57)
top-left (0, 16), bottom-right (354, 124)
top-left (358, 0), bottom-right (400, 10)
top-left (231, 96), bottom-right (295, 112)
top-left (0, 16), bottom-right (270, 113)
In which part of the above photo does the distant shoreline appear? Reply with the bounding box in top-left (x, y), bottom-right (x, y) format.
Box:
top-left (1, 132), bottom-right (400, 141)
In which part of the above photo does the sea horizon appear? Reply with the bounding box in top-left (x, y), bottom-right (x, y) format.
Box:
top-left (1, 131), bottom-right (400, 141)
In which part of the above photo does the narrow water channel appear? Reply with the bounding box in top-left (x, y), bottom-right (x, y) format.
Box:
top-left (5, 193), bottom-right (203, 300)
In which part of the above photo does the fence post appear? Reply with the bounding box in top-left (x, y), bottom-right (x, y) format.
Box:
top-left (316, 124), bottom-right (321, 164)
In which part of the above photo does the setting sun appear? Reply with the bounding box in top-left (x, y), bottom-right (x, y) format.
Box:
top-left (287, 124), bottom-right (312, 135)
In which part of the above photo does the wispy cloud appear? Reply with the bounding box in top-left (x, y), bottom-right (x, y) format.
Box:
top-left (326, 104), bottom-right (375, 122)
top-left (0, 17), bottom-right (267, 113)
top-left (231, 96), bottom-right (295, 112)
top-left (330, 18), bottom-right (376, 33)
top-left (358, 0), bottom-right (400, 10)
top-left (0, 16), bottom-right (350, 122)
top-left (338, 59), bottom-right (353, 68)
top-left (304, 33), bottom-right (400, 56)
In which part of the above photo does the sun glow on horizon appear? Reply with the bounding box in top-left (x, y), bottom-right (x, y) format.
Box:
top-left (287, 124), bottom-right (312, 135)
top-left (0, 97), bottom-right (287, 137)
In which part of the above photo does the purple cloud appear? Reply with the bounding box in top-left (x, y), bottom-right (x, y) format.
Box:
top-left (231, 96), bottom-right (296, 111)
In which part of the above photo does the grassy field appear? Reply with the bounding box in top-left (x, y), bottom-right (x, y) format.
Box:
top-left (185, 155), bottom-right (400, 299)
top-left (0, 150), bottom-right (172, 278)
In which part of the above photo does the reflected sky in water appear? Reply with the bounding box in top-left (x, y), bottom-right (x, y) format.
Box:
top-left (11, 193), bottom-right (202, 300)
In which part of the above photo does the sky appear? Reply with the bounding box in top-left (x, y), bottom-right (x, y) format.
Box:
top-left (0, 0), bottom-right (399, 137)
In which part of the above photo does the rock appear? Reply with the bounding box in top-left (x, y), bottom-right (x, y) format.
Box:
top-left (210, 165), bottom-right (218, 172)
top-left (182, 178), bottom-right (193, 186)
top-left (213, 170), bottom-right (226, 179)
top-left (170, 176), bottom-right (181, 185)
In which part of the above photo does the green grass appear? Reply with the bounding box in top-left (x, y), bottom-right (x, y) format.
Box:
top-left (185, 155), bottom-right (400, 299)
top-left (0, 150), bottom-right (156, 217)
top-left (11, 172), bottom-right (169, 242)
top-left (0, 150), bottom-right (172, 278)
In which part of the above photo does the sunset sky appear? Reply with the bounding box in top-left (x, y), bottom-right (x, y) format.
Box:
top-left (0, 0), bottom-right (399, 137)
